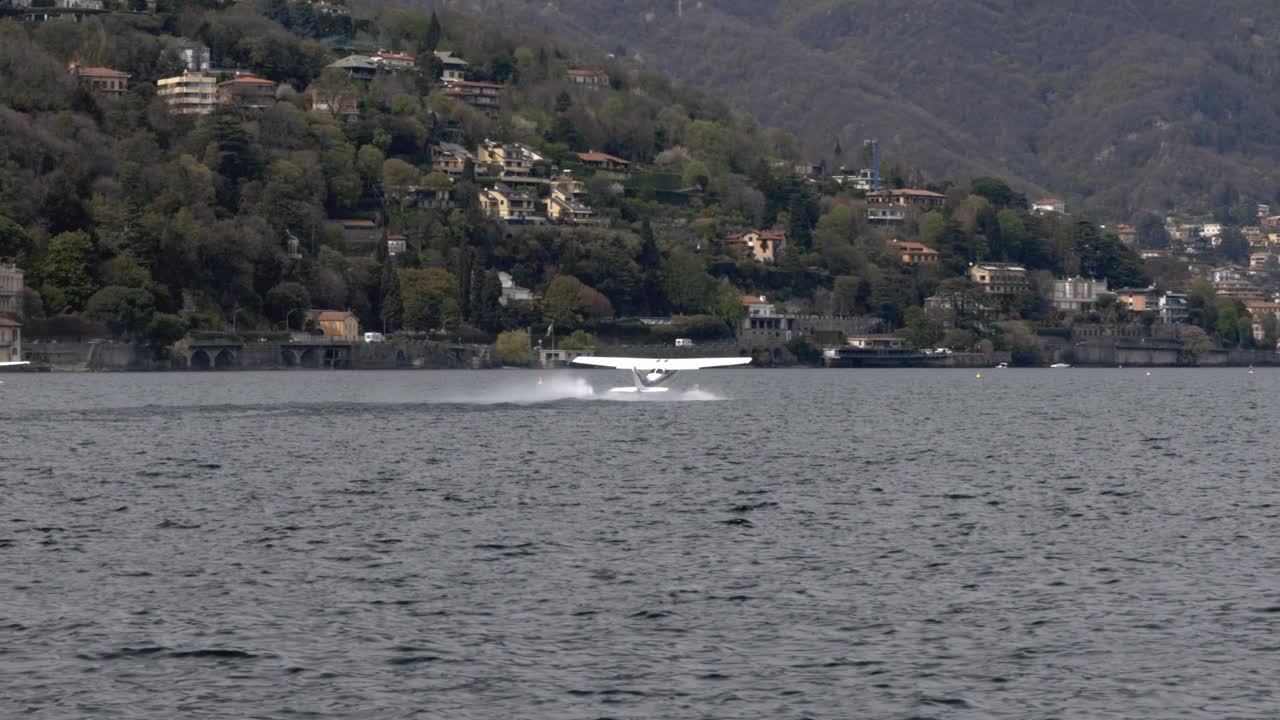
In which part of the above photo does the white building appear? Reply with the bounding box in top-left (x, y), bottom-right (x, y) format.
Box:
top-left (498, 272), bottom-right (533, 306)
top-left (1051, 277), bottom-right (1108, 314)
top-left (434, 51), bottom-right (468, 82)
top-left (1032, 198), bottom-right (1066, 215)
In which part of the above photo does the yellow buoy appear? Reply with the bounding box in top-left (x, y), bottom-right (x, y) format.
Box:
top-left (975, 372), bottom-right (982, 378)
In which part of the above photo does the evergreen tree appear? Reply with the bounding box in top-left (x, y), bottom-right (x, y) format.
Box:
top-left (786, 192), bottom-right (815, 252)
top-left (380, 258), bottom-right (403, 332)
top-left (638, 219), bottom-right (663, 313)
top-left (425, 11), bottom-right (442, 53)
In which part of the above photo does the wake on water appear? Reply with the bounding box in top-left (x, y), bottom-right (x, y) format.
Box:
top-left (433, 374), bottom-right (724, 404)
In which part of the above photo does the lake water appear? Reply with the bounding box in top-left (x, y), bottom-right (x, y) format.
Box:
top-left (2, 368), bottom-right (1279, 718)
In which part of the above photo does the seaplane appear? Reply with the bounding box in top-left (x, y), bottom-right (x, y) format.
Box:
top-left (571, 355), bottom-right (750, 392)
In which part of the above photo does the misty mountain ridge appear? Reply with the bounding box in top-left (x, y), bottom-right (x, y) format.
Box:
top-left (398, 0), bottom-right (1280, 221)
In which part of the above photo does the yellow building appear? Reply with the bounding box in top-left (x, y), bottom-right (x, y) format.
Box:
top-left (969, 263), bottom-right (1029, 297)
top-left (310, 310), bottom-right (359, 340)
top-left (157, 72), bottom-right (218, 115)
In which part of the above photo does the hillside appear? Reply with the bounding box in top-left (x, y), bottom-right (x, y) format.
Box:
top-left (403, 0), bottom-right (1280, 221)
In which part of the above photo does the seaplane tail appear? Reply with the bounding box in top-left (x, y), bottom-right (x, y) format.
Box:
top-left (571, 356), bottom-right (750, 392)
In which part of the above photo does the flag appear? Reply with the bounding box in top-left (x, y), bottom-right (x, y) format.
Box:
top-left (545, 321), bottom-right (554, 337)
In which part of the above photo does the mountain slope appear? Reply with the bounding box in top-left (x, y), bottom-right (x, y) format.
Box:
top-left (405, 0), bottom-right (1280, 219)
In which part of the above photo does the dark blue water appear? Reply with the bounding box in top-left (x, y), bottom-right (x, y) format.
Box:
top-left (2, 369), bottom-right (1279, 718)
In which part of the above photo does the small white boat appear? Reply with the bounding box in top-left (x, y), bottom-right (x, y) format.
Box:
top-left (1050, 363), bottom-right (1071, 368)
top-left (995, 362), bottom-right (1008, 369)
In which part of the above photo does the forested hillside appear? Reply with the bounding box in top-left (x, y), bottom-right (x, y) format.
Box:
top-left (404, 0), bottom-right (1280, 221)
top-left (5, 0), bottom-right (1265, 364)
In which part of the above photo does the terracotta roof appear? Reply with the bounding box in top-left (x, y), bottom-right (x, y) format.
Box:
top-left (576, 151), bottom-right (630, 165)
top-left (375, 51), bottom-right (415, 62)
top-left (73, 66), bottom-right (130, 78)
top-left (894, 241), bottom-right (938, 253)
top-left (567, 69), bottom-right (602, 76)
top-left (218, 74), bottom-right (275, 86)
top-left (336, 219), bottom-right (377, 228)
top-left (448, 80), bottom-right (505, 89)
top-left (1035, 198), bottom-right (1064, 204)
top-left (742, 295), bottom-right (770, 304)
top-left (386, 234), bottom-right (408, 241)
top-left (871, 188), bottom-right (945, 198)
top-left (313, 310), bottom-right (356, 321)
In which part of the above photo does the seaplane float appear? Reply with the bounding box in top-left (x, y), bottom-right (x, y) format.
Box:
top-left (571, 355), bottom-right (750, 392)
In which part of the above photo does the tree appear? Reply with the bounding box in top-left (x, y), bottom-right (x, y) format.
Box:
top-left (39, 230), bottom-right (96, 312)
top-left (543, 275), bottom-right (588, 329)
top-left (382, 158), bottom-right (421, 190)
top-left (559, 329), bottom-right (594, 350)
top-left (638, 219), bottom-right (663, 313)
top-left (399, 267), bottom-right (459, 331)
top-left (145, 313), bottom-right (189, 347)
top-left (266, 281), bottom-right (310, 328)
top-left (681, 159), bottom-right (710, 191)
top-left (969, 177), bottom-right (1025, 208)
top-left (787, 192), bottom-right (817, 252)
top-left (1219, 227), bottom-right (1250, 264)
top-left (902, 306), bottom-right (943, 349)
top-left (0, 215), bottom-right (32, 260)
top-left (661, 249), bottom-right (714, 314)
top-left (477, 269), bottom-right (503, 331)
top-left (1136, 213), bottom-right (1170, 249)
top-left (496, 329), bottom-right (530, 366)
top-left (83, 286), bottom-right (156, 338)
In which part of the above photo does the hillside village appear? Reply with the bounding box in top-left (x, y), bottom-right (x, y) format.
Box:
top-left (2, 0), bottom-right (1280, 369)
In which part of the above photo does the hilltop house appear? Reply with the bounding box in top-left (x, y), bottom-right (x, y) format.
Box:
top-left (309, 87), bottom-right (359, 120)
top-left (576, 151), bottom-right (631, 173)
top-left (432, 143), bottom-right (475, 175)
top-left (174, 38), bottom-right (211, 72)
top-left (480, 183), bottom-right (537, 222)
top-left (546, 175), bottom-right (597, 225)
top-left (566, 68), bottom-right (609, 88)
top-left (333, 218), bottom-right (379, 244)
top-left (216, 74), bottom-right (277, 110)
top-left (434, 51), bottom-right (468, 82)
top-left (498, 272), bottom-right (534, 306)
top-left (724, 229), bottom-right (786, 263)
top-left (326, 55), bottom-right (380, 81)
top-left (157, 72), bottom-right (217, 114)
top-left (866, 188), bottom-right (946, 209)
top-left (477, 140), bottom-right (544, 176)
top-left (444, 81), bottom-right (503, 118)
top-left (1247, 300), bottom-right (1280, 342)
top-left (1032, 198), bottom-right (1066, 215)
top-left (969, 263), bottom-right (1029, 298)
top-left (386, 234), bottom-right (408, 257)
top-left (1051, 277), bottom-right (1108, 314)
top-left (372, 50), bottom-right (415, 72)
top-left (890, 239), bottom-right (939, 265)
top-left (68, 62), bottom-right (129, 98)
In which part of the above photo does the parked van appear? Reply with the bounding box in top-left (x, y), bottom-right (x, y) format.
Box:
top-left (363, 332), bottom-right (386, 343)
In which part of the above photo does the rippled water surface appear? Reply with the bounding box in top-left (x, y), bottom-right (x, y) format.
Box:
top-left (3, 368), bottom-right (1280, 719)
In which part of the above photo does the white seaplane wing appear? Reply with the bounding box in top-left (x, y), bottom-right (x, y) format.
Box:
top-left (572, 355), bottom-right (749, 393)
top-left (571, 356), bottom-right (750, 370)
top-left (0, 361), bottom-right (29, 367)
